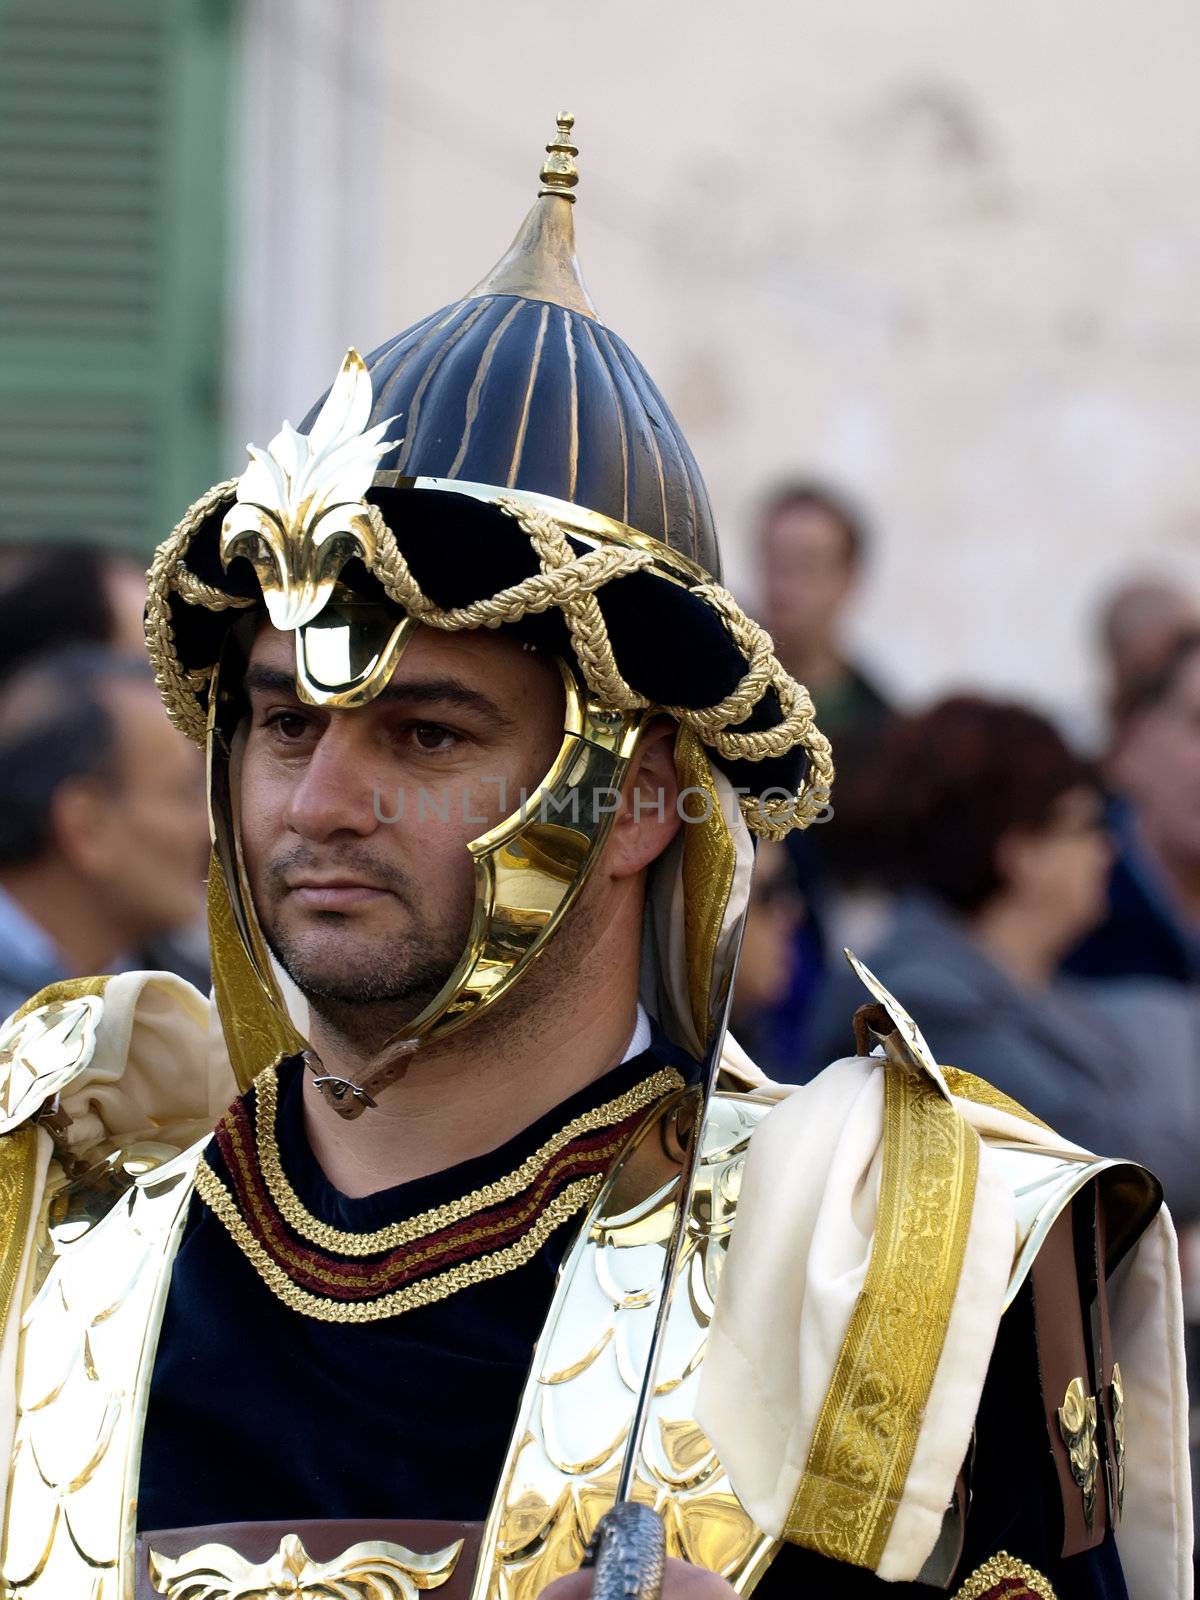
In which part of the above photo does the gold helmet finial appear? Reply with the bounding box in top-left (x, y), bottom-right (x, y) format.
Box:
top-left (465, 109), bottom-right (595, 317)
top-left (539, 112), bottom-right (579, 202)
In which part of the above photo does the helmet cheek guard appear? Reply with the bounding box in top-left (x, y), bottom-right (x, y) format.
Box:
top-left (206, 605), bottom-right (645, 1115)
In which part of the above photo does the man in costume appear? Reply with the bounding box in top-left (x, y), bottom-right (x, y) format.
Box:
top-left (0, 116), bottom-right (1191, 1600)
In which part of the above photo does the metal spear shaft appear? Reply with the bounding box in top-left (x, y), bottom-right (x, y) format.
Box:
top-left (584, 902), bottom-right (751, 1597)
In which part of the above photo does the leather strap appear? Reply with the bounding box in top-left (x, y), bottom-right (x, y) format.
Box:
top-left (301, 1045), bottom-right (417, 1120)
top-left (1089, 1189), bottom-right (1122, 1525)
top-left (1029, 1193), bottom-right (1109, 1555)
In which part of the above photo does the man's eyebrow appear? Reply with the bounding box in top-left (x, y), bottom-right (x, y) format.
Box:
top-left (243, 664), bottom-right (515, 729)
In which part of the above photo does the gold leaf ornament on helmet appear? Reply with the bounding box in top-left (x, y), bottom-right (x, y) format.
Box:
top-left (220, 349), bottom-right (400, 631)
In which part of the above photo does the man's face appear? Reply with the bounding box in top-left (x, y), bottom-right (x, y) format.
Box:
top-left (97, 680), bottom-right (210, 941)
top-left (759, 505), bottom-right (857, 658)
top-left (1115, 648), bottom-right (1200, 869)
top-left (238, 623), bottom-right (566, 1028)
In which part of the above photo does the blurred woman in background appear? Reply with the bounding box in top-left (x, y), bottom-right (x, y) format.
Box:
top-left (805, 695), bottom-right (1200, 1220)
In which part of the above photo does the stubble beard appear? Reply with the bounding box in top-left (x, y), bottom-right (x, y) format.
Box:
top-left (256, 848), bottom-right (473, 1055)
top-left (255, 846), bottom-right (608, 1066)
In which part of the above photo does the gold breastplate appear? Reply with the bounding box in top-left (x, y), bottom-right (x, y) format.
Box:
top-left (2, 1138), bottom-right (203, 1599)
top-left (471, 1088), bottom-right (778, 1600)
top-left (0, 1087), bottom-right (776, 1600)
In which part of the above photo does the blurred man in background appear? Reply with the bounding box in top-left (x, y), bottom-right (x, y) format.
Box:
top-left (752, 480), bottom-right (895, 1070)
top-left (1097, 572), bottom-right (1200, 731)
top-left (0, 541), bottom-right (150, 677)
top-left (757, 479), bottom-right (892, 747)
top-left (804, 695), bottom-right (1200, 1220)
top-left (1067, 629), bottom-right (1200, 986)
top-left (0, 646), bottom-right (210, 1017)
top-left (0, 538), bottom-right (211, 1005)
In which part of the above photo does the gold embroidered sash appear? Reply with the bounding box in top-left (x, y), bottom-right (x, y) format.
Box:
top-left (783, 1061), bottom-right (979, 1569)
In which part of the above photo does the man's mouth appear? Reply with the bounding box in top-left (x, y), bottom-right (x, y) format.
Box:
top-left (286, 877), bottom-right (394, 911)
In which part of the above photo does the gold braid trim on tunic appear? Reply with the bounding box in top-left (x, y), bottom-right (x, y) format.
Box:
top-left (196, 1063), bottom-right (685, 1322)
top-left (195, 1162), bottom-right (604, 1323)
top-left (252, 1064), bottom-right (683, 1255)
top-left (953, 1549), bottom-right (1058, 1598)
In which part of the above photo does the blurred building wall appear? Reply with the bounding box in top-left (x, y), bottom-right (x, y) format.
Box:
top-left (230, 0), bottom-right (1200, 728)
top-left (0, 0), bottom-right (233, 555)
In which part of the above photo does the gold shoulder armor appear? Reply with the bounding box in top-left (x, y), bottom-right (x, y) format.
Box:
top-left (0, 978), bottom-right (108, 1135)
top-left (985, 1138), bottom-right (1161, 1311)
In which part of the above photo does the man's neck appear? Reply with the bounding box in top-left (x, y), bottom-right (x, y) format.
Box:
top-left (299, 896), bottom-right (646, 1198)
top-left (776, 639), bottom-right (846, 694)
top-left (0, 862), bottom-right (122, 977)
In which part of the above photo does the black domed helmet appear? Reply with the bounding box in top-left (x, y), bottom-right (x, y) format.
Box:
top-left (145, 114), bottom-right (832, 1103)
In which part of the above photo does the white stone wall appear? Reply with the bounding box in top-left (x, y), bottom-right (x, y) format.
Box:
top-left (229, 0), bottom-right (1200, 735)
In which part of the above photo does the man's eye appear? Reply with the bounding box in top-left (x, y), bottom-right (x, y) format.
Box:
top-left (264, 710), bottom-right (311, 741)
top-left (409, 723), bottom-right (460, 753)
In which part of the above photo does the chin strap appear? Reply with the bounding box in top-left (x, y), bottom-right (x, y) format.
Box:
top-left (301, 1042), bottom-right (420, 1120)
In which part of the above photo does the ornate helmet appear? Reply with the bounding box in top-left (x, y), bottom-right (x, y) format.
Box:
top-left (145, 114), bottom-right (832, 1113)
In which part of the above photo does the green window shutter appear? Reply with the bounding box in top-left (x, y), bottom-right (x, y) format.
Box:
top-left (0, 0), bottom-right (232, 557)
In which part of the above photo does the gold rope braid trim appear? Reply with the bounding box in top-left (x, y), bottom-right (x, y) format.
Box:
top-left (942, 1066), bottom-right (1053, 1132)
top-left (195, 1162), bottom-right (604, 1323)
top-left (370, 498), bottom-right (649, 717)
top-left (219, 1110), bottom-right (633, 1293)
top-left (783, 1063), bottom-right (980, 1570)
top-left (253, 1064), bottom-right (683, 1255)
top-left (147, 481), bottom-right (835, 837)
top-left (368, 501), bottom-right (658, 637)
top-left (952, 1550), bottom-right (1058, 1599)
top-left (172, 562), bottom-right (257, 612)
top-left (145, 476), bottom-right (240, 744)
top-left (0, 1124), bottom-right (38, 1346)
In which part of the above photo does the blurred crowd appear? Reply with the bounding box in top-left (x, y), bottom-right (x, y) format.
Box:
top-left (728, 480), bottom-right (1200, 1228)
top-left (0, 544), bottom-right (211, 1021)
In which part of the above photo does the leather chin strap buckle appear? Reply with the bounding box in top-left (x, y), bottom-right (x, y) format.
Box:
top-left (309, 1075), bottom-right (379, 1112)
top-left (299, 1048), bottom-right (378, 1117)
top-left (301, 1044), bottom-right (420, 1120)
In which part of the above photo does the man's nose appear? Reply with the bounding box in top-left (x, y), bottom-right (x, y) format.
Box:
top-left (283, 722), bottom-right (380, 842)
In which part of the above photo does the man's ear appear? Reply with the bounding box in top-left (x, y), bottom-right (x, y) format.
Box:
top-left (606, 719), bottom-right (682, 880)
top-left (49, 774), bottom-right (114, 879)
